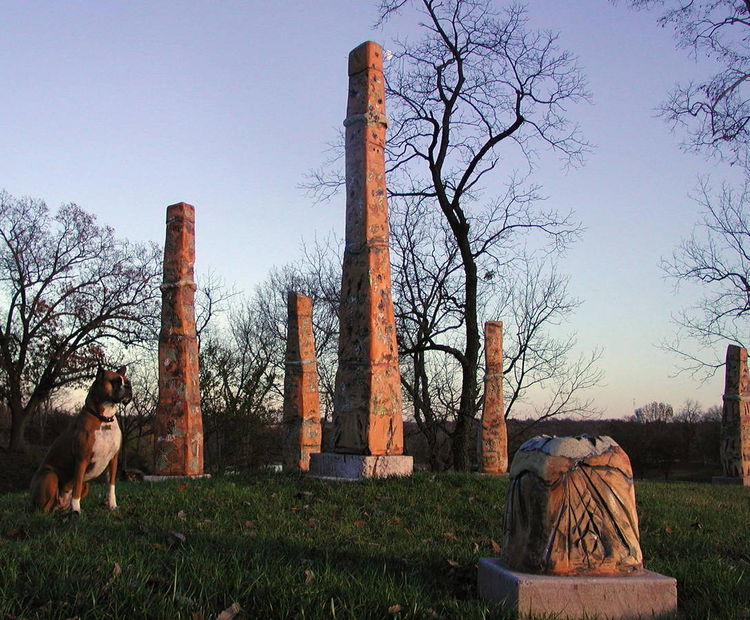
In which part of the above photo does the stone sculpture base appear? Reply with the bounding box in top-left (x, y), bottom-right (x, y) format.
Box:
top-left (308, 453), bottom-right (413, 480)
top-left (478, 559), bottom-right (677, 620)
top-left (143, 474), bottom-right (211, 483)
top-left (712, 475), bottom-right (749, 485)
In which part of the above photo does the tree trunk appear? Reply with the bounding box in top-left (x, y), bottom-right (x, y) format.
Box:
top-left (452, 232), bottom-right (481, 471)
top-left (8, 404), bottom-right (27, 452)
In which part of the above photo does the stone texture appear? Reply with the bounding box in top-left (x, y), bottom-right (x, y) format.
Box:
top-left (308, 453), bottom-right (413, 480)
top-left (282, 292), bottom-right (322, 472)
top-left (478, 559), bottom-right (678, 620)
top-left (719, 344), bottom-right (750, 484)
top-left (153, 203), bottom-right (205, 476)
top-left (501, 435), bottom-right (643, 576)
top-left (481, 321), bottom-right (507, 474)
top-left (331, 41), bottom-right (405, 458)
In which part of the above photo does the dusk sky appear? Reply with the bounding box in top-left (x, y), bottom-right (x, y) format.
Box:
top-left (1, 1), bottom-right (738, 418)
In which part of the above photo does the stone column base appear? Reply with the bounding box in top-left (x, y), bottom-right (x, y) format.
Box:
top-left (308, 453), bottom-right (413, 480)
top-left (478, 558), bottom-right (677, 619)
top-left (143, 474), bottom-right (211, 483)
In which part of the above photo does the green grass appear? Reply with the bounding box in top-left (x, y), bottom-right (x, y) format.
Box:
top-left (0, 473), bottom-right (747, 619)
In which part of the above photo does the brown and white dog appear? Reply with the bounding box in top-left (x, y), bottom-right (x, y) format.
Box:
top-left (30, 366), bottom-right (132, 514)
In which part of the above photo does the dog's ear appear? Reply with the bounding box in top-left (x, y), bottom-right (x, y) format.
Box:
top-left (96, 366), bottom-right (105, 380)
top-left (115, 365), bottom-right (127, 376)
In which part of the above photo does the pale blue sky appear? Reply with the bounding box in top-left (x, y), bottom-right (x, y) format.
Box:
top-left (1, 1), bottom-right (736, 417)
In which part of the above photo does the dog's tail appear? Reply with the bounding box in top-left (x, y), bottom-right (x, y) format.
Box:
top-left (30, 466), bottom-right (59, 513)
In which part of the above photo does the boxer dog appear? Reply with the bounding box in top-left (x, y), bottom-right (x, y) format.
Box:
top-left (30, 366), bottom-right (132, 514)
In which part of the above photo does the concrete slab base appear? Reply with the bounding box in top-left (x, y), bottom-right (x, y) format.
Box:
top-left (478, 558), bottom-right (677, 619)
top-left (308, 453), bottom-right (413, 480)
top-left (142, 474), bottom-right (211, 483)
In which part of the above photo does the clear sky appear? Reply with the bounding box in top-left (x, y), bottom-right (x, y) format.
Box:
top-left (0, 0), bottom-right (735, 418)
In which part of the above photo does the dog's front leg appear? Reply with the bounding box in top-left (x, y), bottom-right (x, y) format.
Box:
top-left (71, 459), bottom-right (88, 514)
top-left (106, 455), bottom-right (118, 510)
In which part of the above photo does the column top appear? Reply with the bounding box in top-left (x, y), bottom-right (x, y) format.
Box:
top-left (349, 41), bottom-right (384, 75)
top-left (167, 202), bottom-right (195, 222)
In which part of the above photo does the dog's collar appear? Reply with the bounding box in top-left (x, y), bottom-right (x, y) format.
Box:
top-left (83, 405), bottom-right (116, 424)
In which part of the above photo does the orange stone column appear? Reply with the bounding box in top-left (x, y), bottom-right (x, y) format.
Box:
top-left (332, 40), bottom-right (404, 456)
top-left (718, 344), bottom-right (750, 485)
top-left (282, 292), bottom-right (322, 471)
top-left (152, 202), bottom-right (205, 476)
top-left (309, 41), bottom-right (412, 479)
top-left (481, 321), bottom-right (507, 474)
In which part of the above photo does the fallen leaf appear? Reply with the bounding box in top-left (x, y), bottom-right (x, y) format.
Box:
top-left (468, 496), bottom-right (478, 503)
top-left (353, 519), bottom-right (366, 527)
top-left (178, 483), bottom-right (189, 491)
top-left (393, 517), bottom-right (402, 524)
top-left (664, 526), bottom-right (673, 535)
top-left (295, 491), bottom-right (314, 499)
top-left (491, 539), bottom-right (502, 553)
top-left (472, 542), bottom-right (480, 552)
top-left (217, 603), bottom-right (242, 620)
top-left (304, 569), bottom-right (315, 585)
top-left (388, 604), bottom-right (403, 614)
top-left (244, 520), bottom-right (255, 528)
top-left (447, 559), bottom-right (460, 568)
top-left (442, 532), bottom-right (458, 540)
top-left (690, 521), bottom-right (703, 530)
top-left (168, 531), bottom-right (186, 547)
top-left (177, 510), bottom-right (186, 520)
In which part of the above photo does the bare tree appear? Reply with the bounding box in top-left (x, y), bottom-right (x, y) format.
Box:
top-left (305, 0), bottom-right (596, 470)
top-left (391, 194), bottom-right (602, 468)
top-left (375, 0), bottom-right (591, 469)
top-left (0, 191), bottom-right (161, 451)
top-left (629, 0), bottom-right (750, 166)
top-left (663, 179), bottom-right (750, 376)
top-left (633, 401), bottom-right (674, 423)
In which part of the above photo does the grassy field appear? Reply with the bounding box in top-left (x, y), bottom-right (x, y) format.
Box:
top-left (0, 472), bottom-right (747, 619)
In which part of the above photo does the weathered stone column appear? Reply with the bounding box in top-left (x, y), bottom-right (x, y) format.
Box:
top-left (282, 292), bottom-right (322, 472)
top-left (717, 344), bottom-right (750, 484)
top-left (481, 321), bottom-right (507, 474)
top-left (152, 202), bottom-right (204, 477)
top-left (309, 41), bottom-right (412, 479)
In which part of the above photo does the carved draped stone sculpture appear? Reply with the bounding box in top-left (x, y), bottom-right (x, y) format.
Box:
top-left (501, 435), bottom-right (643, 576)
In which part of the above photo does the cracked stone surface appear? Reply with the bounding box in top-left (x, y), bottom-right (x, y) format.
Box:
top-left (720, 344), bottom-right (750, 483)
top-left (282, 293), bottom-right (322, 471)
top-left (481, 321), bottom-right (507, 474)
top-left (332, 41), bottom-right (404, 457)
top-left (153, 202), bottom-right (204, 476)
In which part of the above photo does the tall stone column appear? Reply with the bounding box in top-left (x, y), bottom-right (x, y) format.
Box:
top-left (309, 41), bottom-right (412, 479)
top-left (152, 202), bottom-right (205, 477)
top-left (481, 321), bottom-right (507, 474)
top-left (717, 344), bottom-right (750, 485)
top-left (282, 292), bottom-right (322, 472)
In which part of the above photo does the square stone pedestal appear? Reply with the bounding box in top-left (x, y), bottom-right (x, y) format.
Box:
top-left (308, 453), bottom-right (413, 480)
top-left (478, 558), bottom-right (677, 619)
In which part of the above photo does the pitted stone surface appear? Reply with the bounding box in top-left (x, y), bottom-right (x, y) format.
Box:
top-left (153, 203), bottom-right (204, 476)
top-left (332, 41), bottom-right (405, 458)
top-left (502, 435), bottom-right (642, 576)
top-left (719, 344), bottom-right (750, 483)
top-left (282, 293), bottom-right (322, 472)
top-left (481, 321), bottom-right (507, 474)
